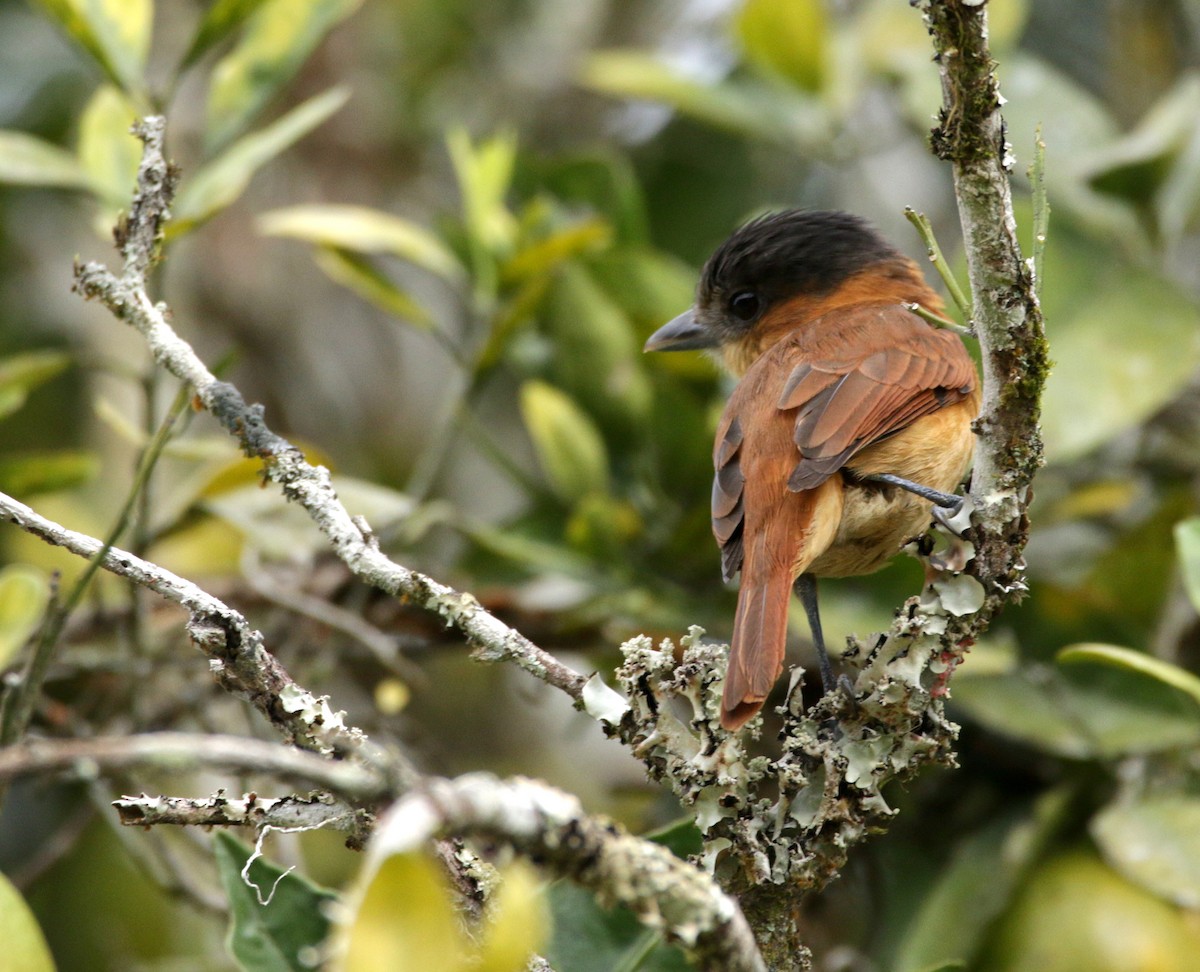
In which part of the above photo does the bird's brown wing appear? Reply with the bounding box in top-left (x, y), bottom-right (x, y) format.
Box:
top-left (712, 303), bottom-right (976, 578)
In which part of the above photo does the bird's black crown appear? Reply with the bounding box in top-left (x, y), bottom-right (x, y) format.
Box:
top-left (700, 209), bottom-right (899, 311)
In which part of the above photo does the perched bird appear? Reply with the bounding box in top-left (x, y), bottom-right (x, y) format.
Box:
top-left (644, 210), bottom-right (980, 730)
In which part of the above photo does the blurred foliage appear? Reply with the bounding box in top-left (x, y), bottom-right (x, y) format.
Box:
top-left (2, 0), bottom-right (1200, 970)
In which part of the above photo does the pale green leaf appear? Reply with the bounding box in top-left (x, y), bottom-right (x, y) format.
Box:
top-left (736, 0), bottom-right (827, 92)
top-left (29, 0), bottom-right (151, 98)
top-left (258, 204), bottom-right (465, 282)
top-left (1177, 517), bottom-right (1200, 614)
top-left (181, 0), bottom-right (272, 69)
top-left (519, 380), bottom-right (610, 504)
top-left (173, 86), bottom-right (350, 234)
top-left (1093, 797), bottom-right (1200, 908)
top-left (335, 852), bottom-right (468, 972)
top-left (0, 565), bottom-right (52, 670)
top-left (580, 50), bottom-right (832, 151)
top-left (0, 869), bottom-right (55, 972)
top-left (205, 0), bottom-right (361, 150)
top-left (0, 351), bottom-right (71, 420)
top-left (214, 832), bottom-right (336, 972)
top-left (77, 84), bottom-right (141, 211)
top-left (1057, 643), bottom-right (1200, 707)
top-left (0, 130), bottom-right (92, 190)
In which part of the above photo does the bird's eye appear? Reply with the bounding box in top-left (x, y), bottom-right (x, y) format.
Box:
top-left (729, 291), bottom-right (760, 321)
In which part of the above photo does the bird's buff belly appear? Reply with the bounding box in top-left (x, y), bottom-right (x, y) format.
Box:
top-left (804, 404), bottom-right (975, 578)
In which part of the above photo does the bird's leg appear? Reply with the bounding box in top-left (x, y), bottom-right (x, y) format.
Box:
top-left (794, 573), bottom-right (836, 692)
top-left (861, 472), bottom-right (963, 512)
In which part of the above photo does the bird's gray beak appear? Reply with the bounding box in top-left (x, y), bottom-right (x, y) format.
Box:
top-left (643, 309), bottom-right (718, 352)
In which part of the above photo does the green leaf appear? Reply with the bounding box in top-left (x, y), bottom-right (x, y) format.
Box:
top-left (258, 204), bottom-right (465, 282)
top-left (893, 792), bottom-right (1069, 972)
top-left (1176, 517), bottom-right (1200, 615)
top-left (736, 0), bottom-right (827, 92)
top-left (180, 0), bottom-right (272, 70)
top-left (0, 565), bottom-right (52, 670)
top-left (0, 451), bottom-right (100, 496)
top-left (77, 84), bottom-right (141, 212)
top-left (518, 380), bottom-right (610, 504)
top-left (545, 882), bottom-right (690, 972)
top-left (312, 248), bottom-right (435, 328)
top-left (1057, 643), bottom-right (1200, 707)
top-left (0, 130), bottom-right (92, 190)
top-left (29, 0), bottom-right (151, 98)
top-left (1093, 797), bottom-right (1200, 908)
top-left (214, 832), bottom-right (337, 972)
top-left (336, 851), bottom-right (468, 972)
top-left (173, 86), bottom-right (350, 234)
top-left (0, 351), bottom-right (71, 420)
top-left (0, 868), bottom-right (55, 972)
top-left (951, 663), bottom-right (1200, 759)
top-left (643, 818), bottom-right (704, 860)
top-left (206, 0), bottom-right (361, 150)
top-left (541, 263), bottom-right (653, 433)
top-left (1038, 230), bottom-right (1200, 461)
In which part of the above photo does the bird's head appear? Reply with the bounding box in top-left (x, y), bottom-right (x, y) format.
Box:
top-left (645, 210), bottom-right (928, 375)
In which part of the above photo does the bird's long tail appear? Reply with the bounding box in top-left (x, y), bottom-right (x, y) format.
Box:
top-left (721, 537), bottom-right (793, 730)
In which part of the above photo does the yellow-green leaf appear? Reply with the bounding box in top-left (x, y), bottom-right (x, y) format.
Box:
top-left (0, 451), bottom-right (100, 497)
top-left (477, 863), bottom-right (548, 972)
top-left (205, 0), bottom-right (361, 150)
top-left (0, 565), bottom-right (51, 672)
top-left (0, 869), bottom-right (55, 972)
top-left (519, 381), bottom-right (610, 504)
top-left (313, 248), bottom-right (435, 328)
top-left (501, 218), bottom-right (612, 284)
top-left (448, 129), bottom-right (520, 254)
top-left (258, 204), bottom-right (465, 282)
top-left (77, 84), bottom-right (141, 216)
top-left (173, 86), bottom-right (350, 234)
top-left (30, 0), bottom-right (151, 99)
top-left (180, 0), bottom-right (272, 69)
top-left (1057, 643), bottom-right (1200, 707)
top-left (736, 0), bottom-right (827, 92)
top-left (0, 130), bottom-right (92, 190)
top-left (335, 852), bottom-right (468, 972)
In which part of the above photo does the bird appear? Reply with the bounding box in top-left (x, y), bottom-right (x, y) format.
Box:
top-left (644, 210), bottom-right (980, 731)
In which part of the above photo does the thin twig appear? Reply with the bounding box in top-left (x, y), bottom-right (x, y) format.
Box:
top-left (904, 206), bottom-right (973, 319)
top-left (0, 733), bottom-right (389, 800)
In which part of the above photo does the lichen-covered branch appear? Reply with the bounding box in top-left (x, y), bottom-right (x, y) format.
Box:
top-left (112, 791), bottom-right (367, 836)
top-left (0, 490), bottom-right (392, 767)
top-left (71, 118), bottom-right (588, 708)
top-left (371, 773), bottom-right (766, 972)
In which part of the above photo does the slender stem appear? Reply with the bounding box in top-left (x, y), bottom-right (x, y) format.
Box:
top-left (906, 301), bottom-right (974, 337)
top-left (904, 206), bottom-right (973, 320)
top-left (1029, 126), bottom-right (1049, 302)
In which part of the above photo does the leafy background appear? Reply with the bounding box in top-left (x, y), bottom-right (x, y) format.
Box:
top-left (2, 0), bottom-right (1200, 970)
